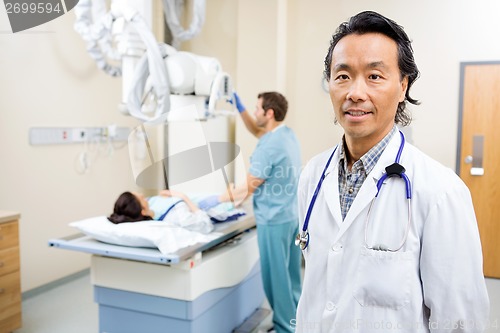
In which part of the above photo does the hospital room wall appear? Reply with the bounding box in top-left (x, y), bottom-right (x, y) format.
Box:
top-left (0, 13), bottom-right (140, 292)
top-left (185, 0), bottom-right (296, 173)
top-left (187, 0), bottom-right (500, 171)
top-left (2, 0), bottom-right (499, 294)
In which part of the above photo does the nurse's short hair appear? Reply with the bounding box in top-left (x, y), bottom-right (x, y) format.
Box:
top-left (258, 91), bottom-right (288, 122)
top-left (324, 11), bottom-right (420, 126)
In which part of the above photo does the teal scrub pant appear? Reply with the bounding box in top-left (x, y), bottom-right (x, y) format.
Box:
top-left (256, 221), bottom-right (302, 333)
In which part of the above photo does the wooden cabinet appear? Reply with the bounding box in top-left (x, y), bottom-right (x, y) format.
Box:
top-left (0, 212), bottom-right (21, 333)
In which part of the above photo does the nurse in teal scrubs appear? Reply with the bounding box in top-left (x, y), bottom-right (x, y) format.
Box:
top-left (199, 92), bottom-right (302, 333)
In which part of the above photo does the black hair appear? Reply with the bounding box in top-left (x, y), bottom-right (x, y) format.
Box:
top-left (108, 191), bottom-right (153, 224)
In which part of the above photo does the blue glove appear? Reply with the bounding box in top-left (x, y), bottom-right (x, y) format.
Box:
top-left (231, 92), bottom-right (246, 113)
top-left (198, 195), bottom-right (220, 210)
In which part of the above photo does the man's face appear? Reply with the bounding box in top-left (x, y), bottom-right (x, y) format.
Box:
top-left (328, 32), bottom-right (408, 147)
top-left (254, 97), bottom-right (268, 128)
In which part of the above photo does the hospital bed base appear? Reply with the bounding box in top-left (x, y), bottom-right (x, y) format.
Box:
top-left (94, 262), bottom-right (263, 333)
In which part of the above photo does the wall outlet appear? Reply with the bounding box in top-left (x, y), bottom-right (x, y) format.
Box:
top-left (72, 128), bottom-right (89, 142)
top-left (29, 127), bottom-right (130, 145)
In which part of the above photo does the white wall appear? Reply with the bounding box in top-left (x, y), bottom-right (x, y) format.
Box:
top-left (186, 0), bottom-right (500, 168)
top-left (0, 11), bottom-right (140, 291)
top-left (3, 0), bottom-right (500, 291)
top-left (292, 0), bottom-right (500, 166)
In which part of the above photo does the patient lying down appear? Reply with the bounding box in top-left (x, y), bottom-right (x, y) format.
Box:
top-left (108, 190), bottom-right (214, 234)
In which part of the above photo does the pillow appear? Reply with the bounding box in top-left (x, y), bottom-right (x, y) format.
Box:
top-left (69, 216), bottom-right (220, 255)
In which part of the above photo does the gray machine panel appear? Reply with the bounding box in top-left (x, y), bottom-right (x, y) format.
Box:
top-left (48, 214), bottom-right (255, 265)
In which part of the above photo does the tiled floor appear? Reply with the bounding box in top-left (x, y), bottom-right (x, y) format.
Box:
top-left (15, 272), bottom-right (272, 333)
top-left (14, 273), bottom-right (500, 333)
top-left (15, 273), bottom-right (98, 333)
top-left (486, 278), bottom-right (500, 332)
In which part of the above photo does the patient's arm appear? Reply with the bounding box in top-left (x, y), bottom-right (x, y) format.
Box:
top-left (219, 173), bottom-right (264, 206)
top-left (159, 189), bottom-right (200, 212)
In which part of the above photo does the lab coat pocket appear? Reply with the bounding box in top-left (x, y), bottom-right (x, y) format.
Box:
top-left (353, 247), bottom-right (412, 310)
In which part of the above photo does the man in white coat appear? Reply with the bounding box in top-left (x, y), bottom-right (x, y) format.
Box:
top-left (295, 11), bottom-right (490, 333)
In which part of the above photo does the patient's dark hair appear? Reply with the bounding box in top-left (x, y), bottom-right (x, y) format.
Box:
top-left (108, 191), bottom-right (153, 224)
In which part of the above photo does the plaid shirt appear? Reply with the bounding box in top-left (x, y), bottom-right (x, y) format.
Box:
top-left (338, 126), bottom-right (397, 220)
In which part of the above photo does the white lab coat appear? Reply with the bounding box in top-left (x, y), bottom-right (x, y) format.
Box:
top-left (295, 132), bottom-right (489, 333)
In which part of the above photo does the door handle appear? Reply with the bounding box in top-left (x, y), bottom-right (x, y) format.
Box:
top-left (470, 135), bottom-right (484, 176)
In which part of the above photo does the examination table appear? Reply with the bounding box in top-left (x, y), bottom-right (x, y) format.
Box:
top-left (49, 213), bottom-right (265, 333)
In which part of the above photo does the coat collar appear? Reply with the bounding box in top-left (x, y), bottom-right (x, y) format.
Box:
top-left (321, 129), bottom-right (405, 239)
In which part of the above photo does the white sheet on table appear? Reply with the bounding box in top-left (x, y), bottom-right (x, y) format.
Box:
top-left (69, 216), bottom-right (222, 255)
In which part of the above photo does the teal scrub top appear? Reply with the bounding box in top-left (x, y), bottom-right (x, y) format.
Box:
top-left (249, 126), bottom-right (301, 225)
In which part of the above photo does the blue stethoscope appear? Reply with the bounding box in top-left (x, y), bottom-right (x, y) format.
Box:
top-left (295, 131), bottom-right (412, 252)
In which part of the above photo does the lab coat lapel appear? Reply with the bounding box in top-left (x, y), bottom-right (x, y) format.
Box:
top-left (323, 164), bottom-right (343, 228)
top-left (336, 133), bottom-right (403, 241)
top-left (337, 174), bottom-right (379, 239)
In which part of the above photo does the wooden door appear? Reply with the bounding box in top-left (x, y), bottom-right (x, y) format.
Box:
top-left (458, 62), bottom-right (500, 278)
